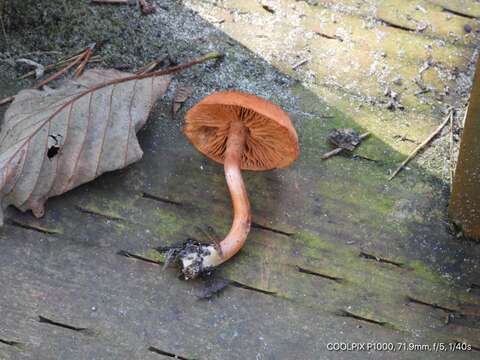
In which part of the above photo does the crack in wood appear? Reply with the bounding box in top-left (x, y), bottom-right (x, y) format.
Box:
top-left (0, 338), bottom-right (22, 347)
top-left (406, 296), bottom-right (457, 313)
top-left (148, 346), bottom-right (193, 359)
top-left (359, 251), bottom-right (404, 267)
top-left (75, 205), bottom-right (125, 221)
top-left (351, 154), bottom-right (380, 163)
top-left (230, 280), bottom-right (277, 296)
top-left (337, 310), bottom-right (388, 327)
top-left (296, 265), bottom-right (344, 283)
top-left (314, 32), bottom-right (343, 42)
top-left (38, 315), bottom-right (89, 333)
top-left (442, 8), bottom-right (477, 20)
top-left (7, 219), bottom-right (61, 235)
top-left (377, 18), bottom-right (416, 32)
top-left (142, 192), bottom-right (183, 206)
top-left (117, 250), bottom-right (164, 265)
top-left (262, 4), bottom-right (275, 14)
top-left (251, 222), bottom-right (294, 236)
top-left (198, 278), bottom-right (276, 299)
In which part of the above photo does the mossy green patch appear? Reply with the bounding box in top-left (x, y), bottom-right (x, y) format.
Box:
top-left (151, 207), bottom-right (189, 238)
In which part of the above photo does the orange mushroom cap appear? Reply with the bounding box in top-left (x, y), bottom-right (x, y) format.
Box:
top-left (184, 91), bottom-right (299, 171)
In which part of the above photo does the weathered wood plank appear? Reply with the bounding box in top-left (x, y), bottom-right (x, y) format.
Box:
top-left (213, 0), bottom-right (478, 165)
top-left (0, 226), bottom-right (426, 360)
top-left (4, 94), bottom-right (477, 352)
top-left (0, 0), bottom-right (479, 359)
top-left (427, 0), bottom-right (480, 19)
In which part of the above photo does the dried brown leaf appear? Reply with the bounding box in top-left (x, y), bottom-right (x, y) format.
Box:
top-left (172, 85), bottom-right (193, 117)
top-left (0, 68), bottom-right (171, 223)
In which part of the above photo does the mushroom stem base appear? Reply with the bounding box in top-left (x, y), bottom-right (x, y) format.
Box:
top-left (178, 241), bottom-right (222, 280)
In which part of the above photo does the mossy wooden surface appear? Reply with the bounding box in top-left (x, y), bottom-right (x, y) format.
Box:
top-left (0, 0), bottom-right (479, 359)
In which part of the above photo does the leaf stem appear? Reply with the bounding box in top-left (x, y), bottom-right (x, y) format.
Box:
top-left (1, 52), bottom-right (223, 166)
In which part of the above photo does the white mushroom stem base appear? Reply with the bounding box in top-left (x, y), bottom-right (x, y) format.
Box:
top-left (180, 118), bottom-right (251, 279)
top-left (180, 244), bottom-right (223, 280)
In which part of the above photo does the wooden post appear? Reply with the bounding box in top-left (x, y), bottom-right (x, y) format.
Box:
top-left (449, 59), bottom-right (480, 240)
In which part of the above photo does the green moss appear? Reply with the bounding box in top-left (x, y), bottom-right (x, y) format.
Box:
top-left (407, 259), bottom-right (446, 285)
top-left (296, 231), bottom-right (347, 253)
top-left (151, 207), bottom-right (189, 238)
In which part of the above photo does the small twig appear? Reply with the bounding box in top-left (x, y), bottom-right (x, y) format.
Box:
top-left (19, 54), bottom-right (81, 79)
top-left (0, 95), bottom-right (14, 106)
top-left (73, 43), bottom-right (96, 78)
top-left (136, 59), bottom-right (160, 75)
top-left (321, 147), bottom-right (343, 159)
top-left (136, 55), bottom-right (169, 75)
top-left (292, 58), bottom-right (309, 70)
top-left (2, 53), bottom-right (220, 113)
top-left (16, 58), bottom-right (45, 78)
top-left (388, 109), bottom-right (454, 180)
top-left (20, 54), bottom-right (102, 80)
top-left (322, 132), bottom-right (370, 160)
top-left (33, 48), bottom-right (88, 89)
top-left (2, 47), bottom-right (92, 106)
top-left (136, 61), bottom-right (154, 75)
top-left (57, 46), bottom-right (93, 63)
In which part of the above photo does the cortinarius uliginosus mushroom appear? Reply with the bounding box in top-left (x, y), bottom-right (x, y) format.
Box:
top-left (181, 91), bottom-right (299, 279)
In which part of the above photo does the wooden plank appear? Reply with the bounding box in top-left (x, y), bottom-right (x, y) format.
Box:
top-left (299, 0), bottom-right (479, 42)
top-left (215, 0), bottom-right (477, 162)
top-left (375, 0), bottom-right (478, 40)
top-left (0, 0), bottom-right (479, 358)
top-left (3, 96), bottom-right (477, 352)
top-left (1, 226), bottom-right (430, 360)
top-left (427, 0), bottom-right (480, 19)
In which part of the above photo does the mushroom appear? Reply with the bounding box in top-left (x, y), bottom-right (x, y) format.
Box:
top-left (181, 91), bottom-right (299, 279)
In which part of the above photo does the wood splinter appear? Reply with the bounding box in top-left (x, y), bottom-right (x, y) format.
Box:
top-left (389, 109), bottom-right (454, 180)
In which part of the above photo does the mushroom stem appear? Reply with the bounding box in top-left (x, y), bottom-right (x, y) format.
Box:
top-left (219, 118), bottom-right (251, 262)
top-left (179, 119), bottom-right (251, 279)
